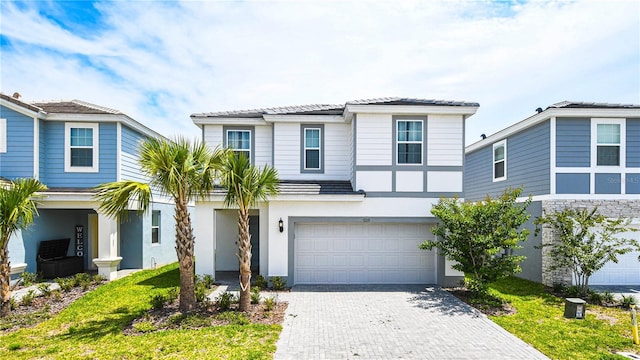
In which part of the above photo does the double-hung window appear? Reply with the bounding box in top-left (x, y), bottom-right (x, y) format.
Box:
top-left (227, 130), bottom-right (251, 160)
top-left (65, 123), bottom-right (99, 172)
top-left (397, 120), bottom-right (422, 164)
top-left (596, 123), bottom-right (621, 166)
top-left (493, 140), bottom-right (506, 181)
top-left (0, 118), bottom-right (6, 153)
top-left (304, 127), bottom-right (321, 170)
top-left (151, 210), bottom-right (160, 244)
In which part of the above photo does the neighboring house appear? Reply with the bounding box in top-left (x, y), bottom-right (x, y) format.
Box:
top-left (191, 97), bottom-right (479, 286)
top-left (0, 93), bottom-right (176, 280)
top-left (465, 101), bottom-right (640, 286)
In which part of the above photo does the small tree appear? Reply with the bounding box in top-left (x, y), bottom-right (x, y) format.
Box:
top-left (0, 178), bottom-right (46, 317)
top-left (420, 187), bottom-right (531, 294)
top-left (534, 207), bottom-right (639, 296)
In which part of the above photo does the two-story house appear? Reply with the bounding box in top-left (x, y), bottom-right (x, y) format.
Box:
top-left (191, 97), bottom-right (479, 286)
top-left (1, 93), bottom-right (176, 280)
top-left (465, 101), bottom-right (640, 286)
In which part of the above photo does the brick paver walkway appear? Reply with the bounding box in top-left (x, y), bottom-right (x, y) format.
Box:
top-left (274, 285), bottom-right (548, 359)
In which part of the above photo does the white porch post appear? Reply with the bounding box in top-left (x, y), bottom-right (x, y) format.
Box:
top-left (194, 204), bottom-right (215, 277)
top-left (92, 212), bottom-right (122, 281)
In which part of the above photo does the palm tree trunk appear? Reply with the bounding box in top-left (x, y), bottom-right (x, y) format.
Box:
top-left (0, 237), bottom-right (12, 317)
top-left (237, 208), bottom-right (252, 312)
top-left (175, 199), bottom-right (196, 312)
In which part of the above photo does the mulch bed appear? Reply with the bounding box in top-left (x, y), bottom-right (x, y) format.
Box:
top-left (445, 287), bottom-right (516, 316)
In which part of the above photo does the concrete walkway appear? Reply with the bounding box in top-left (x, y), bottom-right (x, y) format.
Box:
top-left (275, 285), bottom-right (548, 360)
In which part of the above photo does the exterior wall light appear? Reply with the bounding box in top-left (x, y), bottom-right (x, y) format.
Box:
top-left (278, 218), bottom-right (284, 233)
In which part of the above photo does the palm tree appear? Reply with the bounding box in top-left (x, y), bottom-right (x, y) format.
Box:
top-left (95, 137), bottom-right (224, 312)
top-left (0, 178), bottom-right (46, 317)
top-left (220, 152), bottom-right (279, 311)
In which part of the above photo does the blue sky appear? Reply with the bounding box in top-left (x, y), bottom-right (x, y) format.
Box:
top-left (1, 0), bottom-right (638, 144)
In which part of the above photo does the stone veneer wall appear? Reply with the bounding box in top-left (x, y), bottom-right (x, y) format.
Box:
top-left (540, 199), bottom-right (640, 286)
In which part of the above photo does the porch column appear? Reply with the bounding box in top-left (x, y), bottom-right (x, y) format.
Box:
top-left (92, 212), bottom-right (122, 281)
top-left (194, 204), bottom-right (215, 277)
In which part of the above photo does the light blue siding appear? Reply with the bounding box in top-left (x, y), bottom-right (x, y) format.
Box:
top-left (627, 174), bottom-right (640, 194)
top-left (516, 201), bottom-right (542, 283)
top-left (0, 106), bottom-right (34, 179)
top-left (143, 202), bottom-right (177, 269)
top-left (43, 122), bottom-right (117, 187)
top-left (627, 119), bottom-right (640, 167)
top-left (39, 120), bottom-right (47, 183)
top-left (121, 125), bottom-right (148, 183)
top-left (595, 173), bottom-right (621, 194)
top-left (8, 231), bottom-right (26, 279)
top-left (556, 118), bottom-right (590, 167)
top-left (556, 173), bottom-right (589, 194)
top-left (464, 121), bottom-right (550, 200)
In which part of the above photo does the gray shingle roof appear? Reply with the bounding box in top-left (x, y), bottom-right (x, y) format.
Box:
top-left (548, 101), bottom-right (640, 109)
top-left (31, 100), bottom-right (122, 115)
top-left (211, 181), bottom-right (362, 196)
top-left (191, 97), bottom-right (479, 118)
top-left (0, 93), bottom-right (43, 113)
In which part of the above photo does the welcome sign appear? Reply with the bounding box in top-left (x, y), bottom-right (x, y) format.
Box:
top-left (76, 225), bottom-right (84, 257)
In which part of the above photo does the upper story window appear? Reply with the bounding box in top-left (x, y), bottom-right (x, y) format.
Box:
top-left (151, 210), bottom-right (160, 244)
top-left (226, 129), bottom-right (251, 160)
top-left (596, 123), bottom-right (621, 166)
top-left (397, 120), bottom-right (422, 165)
top-left (301, 125), bottom-right (324, 173)
top-left (493, 140), bottom-right (507, 181)
top-left (0, 118), bottom-right (6, 153)
top-left (65, 123), bottom-right (99, 173)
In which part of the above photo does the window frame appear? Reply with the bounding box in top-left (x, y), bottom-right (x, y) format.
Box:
top-left (396, 119), bottom-right (423, 165)
top-left (300, 124), bottom-right (324, 173)
top-left (492, 139), bottom-right (507, 182)
top-left (592, 118), bottom-right (625, 168)
top-left (151, 210), bottom-right (160, 244)
top-left (0, 118), bottom-right (6, 153)
top-left (64, 122), bottom-right (99, 173)
top-left (224, 127), bottom-right (253, 163)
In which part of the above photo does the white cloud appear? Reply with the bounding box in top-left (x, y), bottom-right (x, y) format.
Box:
top-left (1, 0), bottom-right (638, 143)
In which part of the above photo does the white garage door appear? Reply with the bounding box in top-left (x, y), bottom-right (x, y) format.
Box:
top-left (585, 224), bottom-right (640, 285)
top-left (294, 222), bottom-right (436, 284)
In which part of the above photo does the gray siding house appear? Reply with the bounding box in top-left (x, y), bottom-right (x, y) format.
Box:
top-left (465, 101), bottom-right (640, 286)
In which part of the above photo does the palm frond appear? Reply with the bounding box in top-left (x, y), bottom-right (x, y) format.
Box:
top-left (0, 178), bottom-right (46, 248)
top-left (94, 181), bottom-right (151, 219)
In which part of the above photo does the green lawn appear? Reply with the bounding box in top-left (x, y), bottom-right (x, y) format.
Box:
top-left (488, 277), bottom-right (640, 360)
top-left (0, 263), bottom-right (281, 359)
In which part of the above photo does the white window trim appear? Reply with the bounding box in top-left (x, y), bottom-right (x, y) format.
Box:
top-left (303, 127), bottom-right (322, 170)
top-left (591, 118), bottom-right (625, 169)
top-left (493, 139), bottom-right (507, 182)
top-left (151, 210), bottom-right (160, 245)
top-left (0, 118), bottom-right (6, 153)
top-left (64, 122), bottom-right (99, 173)
top-left (226, 129), bottom-right (251, 160)
top-left (396, 119), bottom-right (423, 165)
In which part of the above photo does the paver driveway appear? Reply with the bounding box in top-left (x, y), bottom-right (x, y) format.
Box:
top-left (274, 285), bottom-right (547, 359)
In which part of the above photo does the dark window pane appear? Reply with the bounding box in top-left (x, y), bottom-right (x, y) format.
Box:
top-left (305, 149), bottom-right (320, 169)
top-left (398, 144), bottom-right (422, 164)
top-left (151, 228), bottom-right (159, 244)
top-left (494, 161), bottom-right (505, 179)
top-left (597, 146), bottom-right (620, 166)
top-left (71, 148), bottom-right (93, 167)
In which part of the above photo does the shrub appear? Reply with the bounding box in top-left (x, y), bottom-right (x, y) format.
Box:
top-left (181, 314), bottom-right (211, 328)
top-left (9, 297), bottom-right (17, 310)
top-left (551, 282), bottom-right (566, 294)
top-left (587, 290), bottom-right (602, 305)
top-left (21, 290), bottom-right (37, 306)
top-left (621, 295), bottom-right (637, 309)
top-left (55, 278), bottom-right (74, 292)
top-left (200, 274), bottom-right (215, 288)
top-left (7, 343), bottom-right (21, 351)
top-left (195, 283), bottom-right (209, 303)
top-left (216, 292), bottom-right (234, 311)
top-left (20, 272), bottom-right (38, 287)
top-left (51, 290), bottom-right (63, 302)
top-left (254, 274), bottom-right (268, 289)
top-left (565, 285), bottom-right (581, 298)
top-left (133, 321), bottom-right (157, 333)
top-left (92, 274), bottom-right (106, 284)
top-left (601, 291), bottom-right (615, 305)
top-left (150, 294), bottom-right (167, 310)
top-left (166, 287), bottom-right (179, 303)
top-left (37, 283), bottom-right (52, 298)
top-left (264, 296), bottom-right (275, 311)
top-left (250, 287), bottom-right (260, 304)
top-left (270, 276), bottom-right (286, 291)
top-left (217, 311), bottom-right (249, 325)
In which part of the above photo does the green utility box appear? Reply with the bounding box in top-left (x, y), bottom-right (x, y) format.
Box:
top-left (564, 298), bottom-right (587, 319)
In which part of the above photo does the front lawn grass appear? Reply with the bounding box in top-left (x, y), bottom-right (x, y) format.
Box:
top-left (488, 276), bottom-right (640, 360)
top-left (0, 263), bottom-right (281, 359)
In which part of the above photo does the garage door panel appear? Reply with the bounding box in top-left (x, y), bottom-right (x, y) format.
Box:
top-left (294, 222), bottom-right (436, 284)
